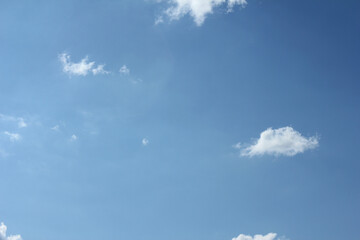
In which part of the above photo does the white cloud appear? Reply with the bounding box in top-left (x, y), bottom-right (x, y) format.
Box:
top-left (70, 134), bottom-right (78, 141)
top-left (17, 118), bottom-right (27, 128)
top-left (142, 138), bottom-right (149, 146)
top-left (4, 132), bottom-right (21, 142)
top-left (227, 0), bottom-right (246, 11)
top-left (51, 125), bottom-right (60, 131)
top-left (0, 114), bottom-right (27, 128)
top-left (119, 65), bottom-right (130, 75)
top-left (232, 233), bottom-right (279, 240)
top-left (239, 127), bottom-right (319, 157)
top-left (92, 64), bottom-right (110, 75)
top-left (59, 53), bottom-right (109, 76)
top-left (59, 53), bottom-right (94, 76)
top-left (0, 222), bottom-right (22, 240)
top-left (159, 0), bottom-right (247, 26)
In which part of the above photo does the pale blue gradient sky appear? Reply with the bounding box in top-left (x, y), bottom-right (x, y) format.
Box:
top-left (0, 0), bottom-right (359, 240)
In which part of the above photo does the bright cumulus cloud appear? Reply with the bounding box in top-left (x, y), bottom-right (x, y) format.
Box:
top-left (59, 53), bottom-right (109, 76)
top-left (159, 0), bottom-right (247, 26)
top-left (232, 233), bottom-right (279, 240)
top-left (0, 222), bottom-right (22, 240)
top-left (238, 126), bottom-right (319, 157)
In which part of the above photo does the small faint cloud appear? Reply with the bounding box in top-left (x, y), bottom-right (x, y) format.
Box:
top-left (154, 16), bottom-right (164, 25)
top-left (70, 134), bottom-right (78, 141)
top-left (59, 53), bottom-right (109, 76)
top-left (4, 131), bottom-right (21, 142)
top-left (119, 65), bottom-right (142, 84)
top-left (236, 127), bottom-right (319, 157)
top-left (51, 125), bottom-right (60, 131)
top-left (227, 0), bottom-right (247, 12)
top-left (0, 114), bottom-right (27, 128)
top-left (119, 65), bottom-right (130, 75)
top-left (142, 138), bottom-right (149, 146)
top-left (232, 233), bottom-right (282, 240)
top-left (131, 78), bottom-right (143, 84)
top-left (232, 142), bottom-right (242, 149)
top-left (0, 222), bottom-right (22, 240)
top-left (92, 64), bottom-right (110, 75)
top-left (17, 118), bottom-right (27, 128)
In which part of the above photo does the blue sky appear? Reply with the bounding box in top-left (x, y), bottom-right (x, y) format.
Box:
top-left (0, 0), bottom-right (360, 239)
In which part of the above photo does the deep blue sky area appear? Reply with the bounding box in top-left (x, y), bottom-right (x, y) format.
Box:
top-left (0, 0), bottom-right (359, 240)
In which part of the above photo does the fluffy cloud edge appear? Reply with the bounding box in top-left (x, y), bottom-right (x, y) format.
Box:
top-left (92, 64), bottom-right (110, 75)
top-left (232, 233), bottom-right (289, 240)
top-left (157, 0), bottom-right (247, 26)
top-left (119, 65), bottom-right (130, 75)
top-left (0, 222), bottom-right (22, 240)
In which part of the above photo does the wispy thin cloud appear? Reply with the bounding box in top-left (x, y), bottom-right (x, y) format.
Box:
top-left (236, 127), bottom-right (319, 157)
top-left (4, 131), bottom-right (21, 142)
top-left (0, 114), bottom-right (27, 128)
top-left (154, 15), bottom-right (164, 25)
top-left (119, 65), bottom-right (130, 75)
top-left (232, 142), bottom-right (242, 149)
top-left (92, 64), bottom-right (110, 75)
top-left (0, 222), bottom-right (22, 240)
top-left (51, 125), bottom-right (60, 131)
top-left (17, 119), bottom-right (27, 128)
top-left (119, 65), bottom-right (143, 84)
top-left (130, 78), bottom-right (143, 84)
top-left (59, 53), bottom-right (110, 76)
top-left (156, 0), bottom-right (247, 26)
